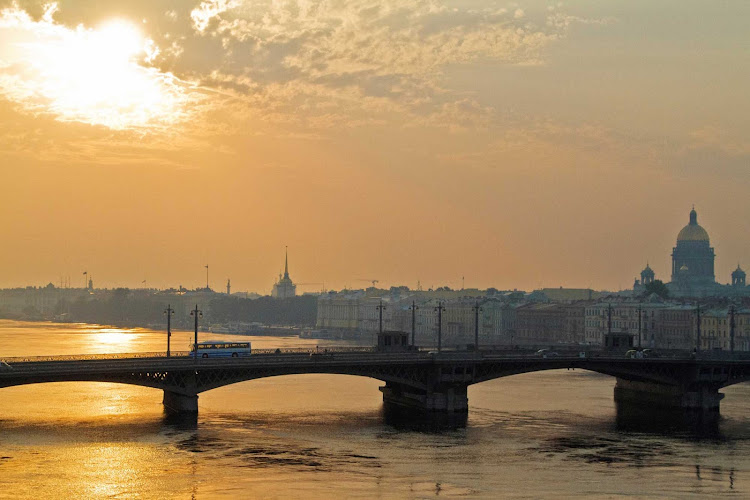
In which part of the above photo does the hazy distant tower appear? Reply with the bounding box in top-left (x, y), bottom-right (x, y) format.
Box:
top-left (272, 247), bottom-right (297, 299)
top-left (640, 264), bottom-right (655, 286)
top-left (227, 278), bottom-right (231, 295)
top-left (732, 265), bottom-right (746, 288)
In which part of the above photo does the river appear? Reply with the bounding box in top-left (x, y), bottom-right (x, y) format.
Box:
top-left (0, 319), bottom-right (749, 498)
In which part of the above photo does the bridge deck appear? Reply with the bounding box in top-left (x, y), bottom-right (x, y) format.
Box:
top-left (2, 349), bottom-right (750, 414)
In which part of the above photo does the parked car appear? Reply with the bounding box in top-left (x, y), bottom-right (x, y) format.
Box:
top-left (642, 349), bottom-right (660, 358)
top-left (536, 349), bottom-right (559, 359)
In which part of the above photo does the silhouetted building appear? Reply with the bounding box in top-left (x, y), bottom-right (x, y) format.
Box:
top-left (633, 208), bottom-right (749, 298)
top-left (732, 265), bottom-right (746, 288)
top-left (672, 207), bottom-right (715, 282)
top-left (271, 248), bottom-right (296, 299)
top-left (641, 264), bottom-right (654, 286)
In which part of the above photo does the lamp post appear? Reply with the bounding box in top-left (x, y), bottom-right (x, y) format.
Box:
top-left (730, 304), bottom-right (736, 354)
top-left (637, 304), bottom-right (642, 348)
top-left (472, 301), bottom-right (482, 352)
top-left (696, 303), bottom-right (701, 353)
top-left (376, 300), bottom-right (386, 334)
top-left (190, 304), bottom-right (202, 361)
top-left (164, 304), bottom-right (174, 357)
top-left (435, 301), bottom-right (445, 352)
top-left (409, 300), bottom-right (419, 347)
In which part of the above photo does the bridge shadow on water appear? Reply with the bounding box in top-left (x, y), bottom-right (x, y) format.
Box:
top-left (380, 404), bottom-right (467, 433)
top-left (614, 401), bottom-right (720, 438)
top-left (161, 410), bottom-right (199, 431)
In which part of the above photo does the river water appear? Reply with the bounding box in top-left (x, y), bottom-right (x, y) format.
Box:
top-left (0, 319), bottom-right (749, 498)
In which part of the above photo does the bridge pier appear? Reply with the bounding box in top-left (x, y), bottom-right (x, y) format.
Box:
top-left (380, 382), bottom-right (468, 413)
top-left (614, 378), bottom-right (724, 412)
top-left (163, 390), bottom-right (199, 413)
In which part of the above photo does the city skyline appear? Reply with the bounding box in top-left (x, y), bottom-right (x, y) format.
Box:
top-left (2, 206), bottom-right (747, 294)
top-left (1, 1), bottom-right (749, 292)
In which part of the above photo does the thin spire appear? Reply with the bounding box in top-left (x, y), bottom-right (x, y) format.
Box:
top-left (283, 246), bottom-right (289, 279)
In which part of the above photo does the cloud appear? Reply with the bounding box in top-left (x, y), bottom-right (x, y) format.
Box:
top-left (0, 1), bottom-right (610, 136)
top-left (190, 0), bottom-right (239, 33)
top-left (163, 0), bottom-right (580, 130)
top-left (0, 2), bottom-right (203, 130)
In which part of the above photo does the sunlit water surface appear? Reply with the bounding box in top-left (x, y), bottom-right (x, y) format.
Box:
top-left (1, 320), bottom-right (749, 498)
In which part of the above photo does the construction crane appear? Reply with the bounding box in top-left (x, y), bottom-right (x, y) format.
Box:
top-left (357, 279), bottom-right (379, 287)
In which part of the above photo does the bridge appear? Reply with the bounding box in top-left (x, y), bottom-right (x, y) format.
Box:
top-left (2, 348), bottom-right (750, 415)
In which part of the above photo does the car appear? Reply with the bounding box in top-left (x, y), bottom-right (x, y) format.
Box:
top-left (536, 349), bottom-right (559, 359)
top-left (625, 349), bottom-right (638, 359)
top-left (642, 349), bottom-right (660, 358)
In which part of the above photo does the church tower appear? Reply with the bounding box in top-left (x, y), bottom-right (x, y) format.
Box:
top-left (272, 247), bottom-right (297, 299)
top-left (732, 265), bottom-right (746, 287)
top-left (640, 264), bottom-right (655, 286)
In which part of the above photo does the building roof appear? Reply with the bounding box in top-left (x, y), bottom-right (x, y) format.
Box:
top-left (676, 208), bottom-right (710, 243)
top-left (535, 288), bottom-right (600, 302)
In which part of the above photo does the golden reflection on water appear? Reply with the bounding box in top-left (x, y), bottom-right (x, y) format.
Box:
top-left (3, 321), bottom-right (750, 499)
top-left (87, 327), bottom-right (139, 352)
top-left (81, 444), bottom-right (147, 498)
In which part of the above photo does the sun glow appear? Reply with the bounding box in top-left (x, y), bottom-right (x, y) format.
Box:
top-left (0, 5), bottom-right (191, 129)
top-left (88, 327), bottom-right (138, 353)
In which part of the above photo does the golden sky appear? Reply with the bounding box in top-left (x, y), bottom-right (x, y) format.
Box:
top-left (0, 1), bottom-right (748, 293)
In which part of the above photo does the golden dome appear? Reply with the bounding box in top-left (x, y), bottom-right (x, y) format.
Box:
top-left (677, 208), bottom-right (709, 243)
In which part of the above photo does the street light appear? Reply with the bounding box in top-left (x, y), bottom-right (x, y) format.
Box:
top-left (376, 300), bottom-right (386, 334)
top-left (637, 304), bottom-right (642, 348)
top-left (435, 301), bottom-right (445, 352)
top-left (472, 301), bottom-right (482, 352)
top-left (696, 303), bottom-right (702, 353)
top-left (730, 304), bottom-right (736, 354)
top-left (190, 304), bottom-right (203, 361)
top-left (409, 301), bottom-right (419, 347)
top-left (164, 304), bottom-right (174, 357)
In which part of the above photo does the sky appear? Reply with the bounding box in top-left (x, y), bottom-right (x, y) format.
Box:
top-left (0, 0), bottom-right (748, 293)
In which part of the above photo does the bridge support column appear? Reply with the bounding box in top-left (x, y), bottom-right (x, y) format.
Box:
top-left (380, 382), bottom-right (468, 413)
top-left (614, 378), bottom-right (723, 412)
top-left (163, 390), bottom-right (198, 413)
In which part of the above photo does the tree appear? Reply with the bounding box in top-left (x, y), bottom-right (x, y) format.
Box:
top-left (643, 280), bottom-right (669, 299)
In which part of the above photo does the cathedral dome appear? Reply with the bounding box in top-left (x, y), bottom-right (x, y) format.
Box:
top-left (676, 208), bottom-right (710, 243)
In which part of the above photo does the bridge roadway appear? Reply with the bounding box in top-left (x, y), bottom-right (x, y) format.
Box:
top-left (2, 348), bottom-right (750, 414)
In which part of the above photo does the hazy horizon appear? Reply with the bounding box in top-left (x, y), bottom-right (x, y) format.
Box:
top-left (2, 1), bottom-right (748, 293)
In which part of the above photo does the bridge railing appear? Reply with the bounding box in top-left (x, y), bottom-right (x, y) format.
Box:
top-left (0, 351), bottom-right (191, 363)
top-left (4, 346), bottom-right (747, 365)
top-left (0, 346), bottom-right (378, 363)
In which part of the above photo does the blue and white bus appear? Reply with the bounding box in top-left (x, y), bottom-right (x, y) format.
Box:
top-left (191, 340), bottom-right (252, 358)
